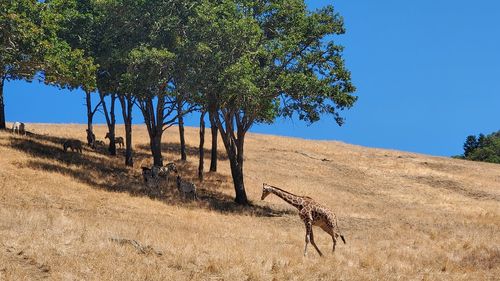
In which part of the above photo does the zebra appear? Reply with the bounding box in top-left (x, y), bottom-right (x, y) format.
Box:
top-left (176, 175), bottom-right (197, 200)
top-left (141, 167), bottom-right (159, 189)
top-left (105, 132), bottom-right (124, 148)
top-left (12, 122), bottom-right (26, 135)
top-left (63, 139), bottom-right (83, 153)
top-left (153, 162), bottom-right (178, 178)
top-left (141, 162), bottom-right (178, 189)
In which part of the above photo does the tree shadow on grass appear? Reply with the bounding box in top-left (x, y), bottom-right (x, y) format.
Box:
top-left (22, 130), bottom-right (157, 165)
top-left (198, 190), bottom-right (296, 217)
top-left (136, 142), bottom-right (229, 161)
top-left (145, 161), bottom-right (295, 217)
top-left (5, 135), bottom-right (135, 192)
top-left (2, 134), bottom-right (291, 217)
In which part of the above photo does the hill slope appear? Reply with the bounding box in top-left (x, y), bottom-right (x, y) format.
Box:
top-left (0, 124), bottom-right (499, 280)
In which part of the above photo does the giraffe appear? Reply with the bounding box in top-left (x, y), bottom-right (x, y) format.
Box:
top-left (261, 183), bottom-right (346, 257)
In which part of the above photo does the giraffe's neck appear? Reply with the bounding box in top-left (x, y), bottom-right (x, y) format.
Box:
top-left (268, 186), bottom-right (304, 210)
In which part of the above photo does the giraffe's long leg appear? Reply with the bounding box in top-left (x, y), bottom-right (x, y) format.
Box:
top-left (320, 224), bottom-right (337, 253)
top-left (309, 227), bottom-right (323, 257)
top-left (303, 220), bottom-right (312, 256)
top-left (331, 232), bottom-right (337, 252)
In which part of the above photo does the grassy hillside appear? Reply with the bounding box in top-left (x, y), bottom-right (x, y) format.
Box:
top-left (0, 123), bottom-right (499, 280)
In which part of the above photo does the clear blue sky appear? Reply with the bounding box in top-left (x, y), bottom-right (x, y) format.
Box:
top-left (4, 0), bottom-right (500, 156)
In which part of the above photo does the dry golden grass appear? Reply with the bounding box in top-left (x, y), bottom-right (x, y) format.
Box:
top-left (0, 123), bottom-right (499, 280)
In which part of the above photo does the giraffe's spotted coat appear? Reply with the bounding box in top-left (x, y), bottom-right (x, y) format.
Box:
top-left (261, 183), bottom-right (346, 256)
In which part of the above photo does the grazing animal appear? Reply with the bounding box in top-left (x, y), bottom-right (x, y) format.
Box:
top-left (63, 139), bottom-right (83, 153)
top-left (105, 132), bottom-right (124, 148)
top-left (86, 129), bottom-right (96, 147)
top-left (12, 122), bottom-right (26, 135)
top-left (155, 162), bottom-right (178, 178)
top-left (261, 183), bottom-right (346, 256)
top-left (141, 162), bottom-right (178, 189)
top-left (141, 167), bottom-right (158, 189)
top-left (176, 175), bottom-right (197, 200)
top-left (94, 140), bottom-right (105, 146)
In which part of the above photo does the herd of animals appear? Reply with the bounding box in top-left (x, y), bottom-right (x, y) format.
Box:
top-left (141, 162), bottom-right (198, 200)
top-left (9, 121), bottom-right (346, 256)
top-left (11, 122), bottom-right (196, 199)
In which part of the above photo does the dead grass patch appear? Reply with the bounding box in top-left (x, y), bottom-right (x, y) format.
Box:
top-left (0, 124), bottom-right (499, 280)
top-left (460, 246), bottom-right (500, 270)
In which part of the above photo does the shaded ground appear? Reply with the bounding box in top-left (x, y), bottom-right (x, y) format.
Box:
top-left (137, 142), bottom-right (229, 161)
top-left (2, 133), bottom-right (291, 217)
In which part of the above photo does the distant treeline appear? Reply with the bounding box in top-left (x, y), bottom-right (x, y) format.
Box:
top-left (455, 131), bottom-right (500, 164)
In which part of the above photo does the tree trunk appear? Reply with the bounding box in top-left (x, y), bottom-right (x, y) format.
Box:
top-left (85, 91), bottom-right (95, 147)
top-left (229, 150), bottom-right (248, 204)
top-left (151, 133), bottom-right (163, 166)
top-left (119, 94), bottom-right (134, 167)
top-left (215, 113), bottom-right (249, 205)
top-left (0, 75), bottom-right (6, 130)
top-left (209, 110), bottom-right (218, 172)
top-left (107, 129), bottom-right (117, 156)
top-left (138, 95), bottom-right (167, 167)
top-left (99, 91), bottom-right (117, 156)
top-left (124, 122), bottom-right (133, 166)
top-left (233, 132), bottom-right (247, 204)
top-left (177, 99), bottom-right (187, 161)
top-left (198, 111), bottom-right (206, 181)
top-left (109, 94), bottom-right (116, 155)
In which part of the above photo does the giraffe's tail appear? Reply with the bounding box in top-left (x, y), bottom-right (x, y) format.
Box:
top-left (340, 234), bottom-right (346, 244)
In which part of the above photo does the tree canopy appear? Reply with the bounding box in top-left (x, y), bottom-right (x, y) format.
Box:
top-left (0, 0), bottom-right (97, 129)
top-left (1, 0), bottom-right (357, 204)
top-left (188, 0), bottom-right (357, 203)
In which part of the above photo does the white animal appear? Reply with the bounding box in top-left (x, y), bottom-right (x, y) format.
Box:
top-left (12, 122), bottom-right (25, 135)
top-left (176, 175), bottom-right (197, 200)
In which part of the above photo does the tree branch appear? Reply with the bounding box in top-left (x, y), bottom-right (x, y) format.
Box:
top-left (91, 100), bottom-right (103, 116)
top-left (162, 122), bottom-right (179, 131)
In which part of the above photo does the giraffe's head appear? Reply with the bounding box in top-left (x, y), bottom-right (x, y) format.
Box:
top-left (261, 183), bottom-right (272, 200)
